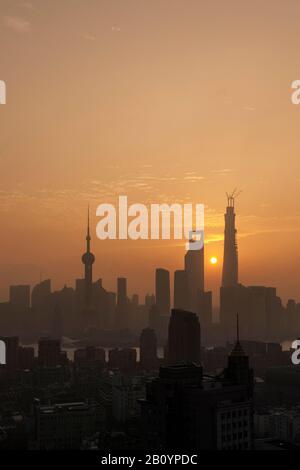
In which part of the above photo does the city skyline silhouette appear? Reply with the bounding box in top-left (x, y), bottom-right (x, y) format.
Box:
top-left (1, 0), bottom-right (300, 453)
top-left (1, 1), bottom-right (300, 309)
top-left (0, 192), bottom-right (299, 310)
top-left (0, 193), bottom-right (298, 348)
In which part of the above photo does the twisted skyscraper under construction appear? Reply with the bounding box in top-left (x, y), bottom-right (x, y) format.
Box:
top-left (220, 191), bottom-right (240, 340)
top-left (222, 190), bottom-right (239, 288)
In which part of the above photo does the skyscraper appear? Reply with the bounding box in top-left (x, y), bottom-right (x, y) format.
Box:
top-left (155, 268), bottom-right (170, 316)
top-left (167, 309), bottom-right (201, 365)
top-left (184, 241), bottom-right (204, 312)
top-left (140, 327), bottom-right (157, 370)
top-left (173, 270), bottom-right (190, 311)
top-left (222, 191), bottom-right (239, 288)
top-left (224, 316), bottom-right (254, 393)
top-left (81, 207), bottom-right (95, 308)
top-left (140, 353), bottom-right (253, 450)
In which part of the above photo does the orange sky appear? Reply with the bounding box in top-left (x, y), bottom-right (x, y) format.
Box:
top-left (0, 0), bottom-right (300, 305)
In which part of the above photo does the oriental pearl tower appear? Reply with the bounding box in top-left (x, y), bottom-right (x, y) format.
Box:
top-left (82, 207), bottom-right (95, 309)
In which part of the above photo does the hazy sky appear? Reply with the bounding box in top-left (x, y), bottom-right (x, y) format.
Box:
top-left (1, 0), bottom-right (300, 305)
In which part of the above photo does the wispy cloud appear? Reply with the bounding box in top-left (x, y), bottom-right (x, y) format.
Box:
top-left (211, 168), bottom-right (234, 174)
top-left (4, 16), bottom-right (31, 33)
top-left (81, 33), bottom-right (96, 41)
top-left (183, 175), bottom-right (204, 182)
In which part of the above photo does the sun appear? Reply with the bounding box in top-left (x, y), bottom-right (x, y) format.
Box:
top-left (210, 256), bottom-right (218, 265)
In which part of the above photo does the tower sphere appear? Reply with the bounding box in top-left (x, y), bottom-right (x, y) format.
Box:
top-left (82, 252), bottom-right (95, 265)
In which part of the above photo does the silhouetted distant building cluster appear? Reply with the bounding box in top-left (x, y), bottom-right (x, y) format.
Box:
top-left (0, 195), bottom-right (300, 450)
top-left (0, 196), bottom-right (297, 347)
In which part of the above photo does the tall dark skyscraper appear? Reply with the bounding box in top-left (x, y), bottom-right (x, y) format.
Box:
top-left (167, 309), bottom-right (201, 365)
top-left (141, 329), bottom-right (253, 450)
top-left (140, 327), bottom-right (157, 370)
top-left (173, 270), bottom-right (190, 311)
top-left (222, 191), bottom-right (239, 288)
top-left (224, 315), bottom-right (254, 392)
top-left (184, 241), bottom-right (204, 312)
top-left (155, 268), bottom-right (170, 316)
top-left (81, 208), bottom-right (95, 308)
